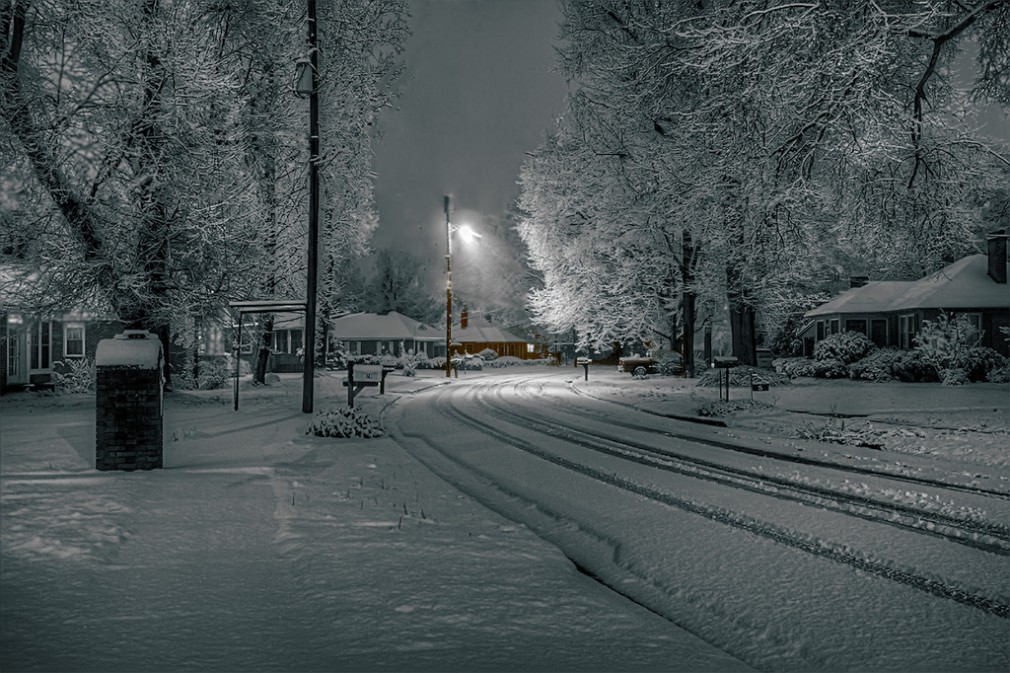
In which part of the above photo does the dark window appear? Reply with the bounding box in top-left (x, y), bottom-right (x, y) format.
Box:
top-left (816, 321), bottom-right (825, 340)
top-left (870, 320), bottom-right (887, 348)
top-left (829, 319), bottom-right (839, 335)
top-left (845, 319), bottom-right (867, 335)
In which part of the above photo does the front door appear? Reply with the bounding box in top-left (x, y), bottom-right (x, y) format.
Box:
top-left (5, 323), bottom-right (28, 385)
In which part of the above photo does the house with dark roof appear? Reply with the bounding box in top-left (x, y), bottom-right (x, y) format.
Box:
top-left (331, 311), bottom-right (445, 359)
top-left (1, 267), bottom-right (125, 392)
top-left (453, 310), bottom-right (540, 359)
top-left (800, 230), bottom-right (1009, 356)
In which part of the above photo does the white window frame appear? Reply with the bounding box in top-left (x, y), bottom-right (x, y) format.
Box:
top-left (63, 323), bottom-right (86, 358)
top-left (29, 320), bottom-right (53, 371)
top-left (899, 314), bottom-right (916, 349)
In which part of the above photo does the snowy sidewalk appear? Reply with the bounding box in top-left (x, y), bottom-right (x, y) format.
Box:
top-left (1, 379), bottom-right (751, 672)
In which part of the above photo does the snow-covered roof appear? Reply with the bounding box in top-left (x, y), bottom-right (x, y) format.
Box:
top-left (805, 281), bottom-right (914, 317)
top-left (888, 255), bottom-right (1008, 310)
top-left (805, 255), bottom-right (1008, 317)
top-left (331, 311), bottom-right (440, 340)
top-left (453, 316), bottom-right (527, 344)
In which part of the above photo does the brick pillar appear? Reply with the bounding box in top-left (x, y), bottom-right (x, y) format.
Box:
top-left (95, 331), bottom-right (164, 471)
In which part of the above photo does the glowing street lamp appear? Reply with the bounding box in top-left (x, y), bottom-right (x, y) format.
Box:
top-left (443, 196), bottom-right (481, 378)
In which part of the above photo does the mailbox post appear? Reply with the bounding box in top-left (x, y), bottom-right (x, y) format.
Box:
top-left (712, 356), bottom-right (739, 402)
top-left (95, 330), bottom-right (164, 471)
top-left (343, 362), bottom-right (393, 408)
top-left (576, 357), bottom-right (592, 381)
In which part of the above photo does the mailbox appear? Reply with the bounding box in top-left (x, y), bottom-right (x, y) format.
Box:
top-left (712, 356), bottom-right (739, 368)
top-left (354, 365), bottom-right (383, 383)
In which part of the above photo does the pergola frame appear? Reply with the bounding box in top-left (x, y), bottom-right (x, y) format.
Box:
top-left (229, 300), bottom-right (308, 412)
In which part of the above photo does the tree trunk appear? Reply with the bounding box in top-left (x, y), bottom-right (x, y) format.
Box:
top-left (254, 316), bottom-right (273, 384)
top-left (681, 230), bottom-right (697, 376)
top-left (726, 265), bottom-right (757, 365)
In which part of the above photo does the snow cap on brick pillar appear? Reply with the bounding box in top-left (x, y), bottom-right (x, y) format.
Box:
top-left (461, 308), bottom-right (468, 329)
top-left (95, 330), bottom-right (164, 367)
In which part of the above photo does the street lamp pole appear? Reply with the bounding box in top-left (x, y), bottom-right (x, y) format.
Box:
top-left (301, 0), bottom-right (320, 413)
top-left (444, 195), bottom-right (452, 378)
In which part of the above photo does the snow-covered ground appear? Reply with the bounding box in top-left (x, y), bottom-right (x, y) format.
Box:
top-left (1, 367), bottom-right (1007, 671)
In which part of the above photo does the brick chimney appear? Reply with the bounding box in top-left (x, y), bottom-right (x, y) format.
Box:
top-left (460, 309), bottom-right (468, 329)
top-left (987, 229), bottom-right (1007, 284)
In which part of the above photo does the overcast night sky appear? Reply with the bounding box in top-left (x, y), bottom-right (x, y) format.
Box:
top-left (370, 0), bottom-right (567, 281)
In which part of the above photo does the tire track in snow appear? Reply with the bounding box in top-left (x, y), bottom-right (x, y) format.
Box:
top-left (564, 376), bottom-right (1010, 500)
top-left (495, 377), bottom-right (1009, 552)
top-left (425, 377), bottom-right (1009, 619)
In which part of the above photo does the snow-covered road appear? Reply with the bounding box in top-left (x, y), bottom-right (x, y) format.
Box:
top-left (389, 370), bottom-right (1010, 672)
top-left (2, 369), bottom-right (1007, 671)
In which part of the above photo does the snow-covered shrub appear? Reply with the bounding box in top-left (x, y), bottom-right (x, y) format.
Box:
top-left (477, 348), bottom-right (498, 361)
top-left (307, 407), bottom-right (385, 438)
top-left (813, 331), bottom-right (876, 364)
top-left (196, 357), bottom-right (231, 390)
top-left (51, 358), bottom-right (96, 393)
top-left (848, 349), bottom-right (902, 382)
top-left (914, 312), bottom-right (980, 381)
top-left (940, 367), bottom-right (970, 386)
top-left (987, 362), bottom-right (1010, 383)
top-left (767, 316), bottom-right (804, 357)
top-left (773, 357), bottom-right (816, 378)
top-left (811, 358), bottom-right (849, 379)
top-left (397, 343), bottom-right (421, 377)
top-left (453, 355), bottom-right (483, 371)
top-left (416, 356), bottom-right (447, 370)
top-left (889, 350), bottom-right (938, 383)
top-left (960, 346), bottom-right (1006, 383)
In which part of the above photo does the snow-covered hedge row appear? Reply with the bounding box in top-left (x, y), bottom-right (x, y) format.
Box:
top-left (776, 346), bottom-right (1007, 385)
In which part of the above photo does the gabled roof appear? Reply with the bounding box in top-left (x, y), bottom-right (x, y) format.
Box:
top-left (453, 316), bottom-right (526, 343)
top-left (331, 311), bottom-right (440, 340)
top-left (805, 254), bottom-right (1009, 317)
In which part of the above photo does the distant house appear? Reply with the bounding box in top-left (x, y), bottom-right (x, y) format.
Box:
top-left (331, 311), bottom-right (445, 359)
top-left (453, 310), bottom-right (540, 359)
top-left (801, 230), bottom-right (1010, 356)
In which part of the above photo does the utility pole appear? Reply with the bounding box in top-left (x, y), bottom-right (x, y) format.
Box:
top-left (444, 195), bottom-right (452, 378)
top-left (302, 0), bottom-right (319, 413)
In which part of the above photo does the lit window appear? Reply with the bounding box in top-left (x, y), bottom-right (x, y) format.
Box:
top-left (64, 324), bottom-right (85, 358)
top-left (527, 343), bottom-right (535, 353)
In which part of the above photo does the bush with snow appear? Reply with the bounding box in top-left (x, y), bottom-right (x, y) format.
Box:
top-left (960, 346), bottom-right (1007, 383)
top-left (914, 312), bottom-right (981, 385)
top-left (307, 407), bottom-right (385, 439)
top-left (51, 358), bottom-right (96, 394)
top-left (477, 348), bottom-right (498, 361)
top-left (811, 358), bottom-right (849, 379)
top-left (813, 331), bottom-right (876, 364)
top-left (773, 357), bottom-right (816, 378)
